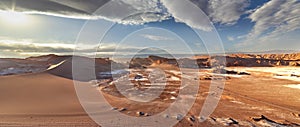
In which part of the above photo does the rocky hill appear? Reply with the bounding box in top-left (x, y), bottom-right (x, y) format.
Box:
top-left (224, 53), bottom-right (300, 66)
top-left (130, 53), bottom-right (300, 68)
top-left (0, 53), bottom-right (299, 77)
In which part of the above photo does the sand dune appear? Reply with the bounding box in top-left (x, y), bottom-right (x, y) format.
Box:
top-left (0, 72), bottom-right (85, 115)
top-left (47, 56), bottom-right (124, 82)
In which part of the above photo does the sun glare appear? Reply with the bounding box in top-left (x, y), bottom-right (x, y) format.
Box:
top-left (0, 11), bottom-right (29, 25)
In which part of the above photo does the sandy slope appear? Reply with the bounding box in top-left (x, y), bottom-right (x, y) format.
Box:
top-left (0, 73), bottom-right (83, 114)
top-left (0, 73), bottom-right (99, 126)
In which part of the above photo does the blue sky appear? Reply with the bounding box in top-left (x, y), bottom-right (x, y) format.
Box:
top-left (0, 0), bottom-right (299, 58)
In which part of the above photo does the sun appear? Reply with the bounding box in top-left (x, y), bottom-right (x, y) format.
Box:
top-left (0, 11), bottom-right (29, 25)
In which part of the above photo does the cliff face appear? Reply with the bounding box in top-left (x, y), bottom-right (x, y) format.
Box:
top-left (129, 53), bottom-right (300, 68)
top-left (228, 53), bottom-right (300, 60)
top-left (261, 53), bottom-right (300, 60)
top-left (224, 53), bottom-right (300, 67)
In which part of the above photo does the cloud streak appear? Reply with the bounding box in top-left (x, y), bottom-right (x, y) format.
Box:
top-left (248, 0), bottom-right (300, 38)
top-left (0, 40), bottom-right (75, 53)
top-left (0, 0), bottom-right (109, 19)
top-left (236, 0), bottom-right (300, 50)
top-left (0, 0), bottom-right (250, 31)
top-left (141, 34), bottom-right (173, 41)
top-left (0, 39), bottom-right (156, 57)
top-left (207, 0), bottom-right (250, 25)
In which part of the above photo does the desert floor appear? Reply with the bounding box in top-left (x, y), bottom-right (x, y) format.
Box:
top-left (0, 67), bottom-right (300, 126)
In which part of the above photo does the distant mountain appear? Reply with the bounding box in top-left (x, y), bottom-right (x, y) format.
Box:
top-left (133, 53), bottom-right (300, 67)
top-left (1, 52), bottom-right (299, 77)
top-left (229, 50), bottom-right (300, 54)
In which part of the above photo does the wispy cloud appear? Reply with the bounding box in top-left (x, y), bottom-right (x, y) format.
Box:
top-left (236, 0), bottom-right (300, 51)
top-left (207, 0), bottom-right (250, 25)
top-left (161, 0), bottom-right (249, 31)
top-left (248, 0), bottom-right (300, 38)
top-left (141, 34), bottom-right (173, 41)
top-left (0, 0), bottom-right (250, 31)
top-left (0, 0), bottom-right (171, 24)
top-left (0, 0), bottom-right (108, 20)
top-left (0, 38), bottom-right (158, 58)
top-left (0, 39), bottom-right (75, 53)
top-left (227, 36), bottom-right (235, 41)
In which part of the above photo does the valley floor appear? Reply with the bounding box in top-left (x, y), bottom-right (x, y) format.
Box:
top-left (0, 67), bottom-right (299, 126)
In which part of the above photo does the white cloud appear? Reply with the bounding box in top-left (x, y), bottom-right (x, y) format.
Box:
top-left (227, 36), bottom-right (235, 41)
top-left (161, 0), bottom-right (213, 31)
top-left (236, 0), bottom-right (300, 49)
top-left (185, 0), bottom-right (249, 25)
top-left (0, 39), bottom-right (147, 57)
top-left (0, 0), bottom-right (249, 31)
top-left (207, 0), bottom-right (250, 25)
top-left (252, 0), bottom-right (300, 37)
top-left (94, 0), bottom-right (171, 25)
top-left (141, 34), bottom-right (173, 41)
top-left (0, 0), bottom-right (101, 19)
top-left (22, 11), bottom-right (101, 20)
top-left (0, 39), bottom-right (75, 53)
top-left (101, 0), bottom-right (250, 29)
top-left (0, 0), bottom-right (172, 24)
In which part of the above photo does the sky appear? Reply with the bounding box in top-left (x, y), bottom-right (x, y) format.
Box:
top-left (0, 0), bottom-right (299, 58)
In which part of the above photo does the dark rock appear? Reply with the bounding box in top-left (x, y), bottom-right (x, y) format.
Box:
top-left (252, 115), bottom-right (300, 126)
top-left (189, 115), bottom-right (196, 122)
top-left (238, 72), bottom-right (251, 75)
top-left (291, 74), bottom-right (300, 77)
top-left (136, 112), bottom-right (145, 116)
top-left (134, 75), bottom-right (143, 80)
top-left (176, 114), bottom-right (184, 120)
